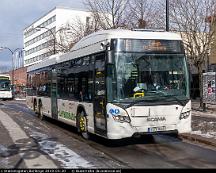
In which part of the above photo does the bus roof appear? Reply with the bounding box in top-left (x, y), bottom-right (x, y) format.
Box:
top-left (71, 29), bottom-right (182, 51)
top-left (27, 29), bottom-right (183, 72)
top-left (0, 74), bottom-right (10, 77)
top-left (0, 74), bottom-right (10, 80)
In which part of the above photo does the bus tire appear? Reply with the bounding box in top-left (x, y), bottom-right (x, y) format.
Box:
top-left (38, 101), bottom-right (44, 120)
top-left (77, 111), bottom-right (89, 139)
top-left (167, 131), bottom-right (179, 138)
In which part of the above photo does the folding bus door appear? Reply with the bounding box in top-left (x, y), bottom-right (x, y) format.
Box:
top-left (93, 53), bottom-right (107, 136)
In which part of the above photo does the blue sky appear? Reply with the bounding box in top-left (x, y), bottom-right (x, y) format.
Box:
top-left (0, 0), bottom-right (84, 69)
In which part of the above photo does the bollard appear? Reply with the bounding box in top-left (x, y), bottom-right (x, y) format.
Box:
top-left (203, 103), bottom-right (207, 112)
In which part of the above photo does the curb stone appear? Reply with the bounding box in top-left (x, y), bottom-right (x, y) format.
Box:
top-left (180, 133), bottom-right (216, 148)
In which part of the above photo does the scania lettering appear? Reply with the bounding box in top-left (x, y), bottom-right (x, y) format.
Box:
top-left (26, 29), bottom-right (191, 140)
top-left (147, 117), bottom-right (166, 122)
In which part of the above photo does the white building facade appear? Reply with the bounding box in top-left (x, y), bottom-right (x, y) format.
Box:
top-left (23, 7), bottom-right (92, 67)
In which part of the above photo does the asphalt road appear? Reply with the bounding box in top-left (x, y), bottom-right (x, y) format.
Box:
top-left (0, 100), bottom-right (216, 169)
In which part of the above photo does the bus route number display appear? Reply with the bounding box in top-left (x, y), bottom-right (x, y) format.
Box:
top-left (144, 40), bottom-right (167, 51)
top-left (118, 39), bottom-right (183, 53)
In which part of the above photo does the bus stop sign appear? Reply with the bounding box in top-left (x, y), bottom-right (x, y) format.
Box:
top-left (203, 72), bottom-right (216, 104)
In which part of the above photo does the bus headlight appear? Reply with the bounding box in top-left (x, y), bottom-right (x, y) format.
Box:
top-left (112, 115), bottom-right (131, 123)
top-left (109, 108), bottom-right (131, 123)
top-left (179, 111), bottom-right (190, 120)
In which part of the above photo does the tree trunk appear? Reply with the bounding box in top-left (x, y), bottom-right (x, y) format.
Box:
top-left (198, 65), bottom-right (204, 108)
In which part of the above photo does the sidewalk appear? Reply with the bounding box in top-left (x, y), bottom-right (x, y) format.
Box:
top-left (0, 109), bottom-right (57, 168)
top-left (180, 99), bottom-right (216, 148)
top-left (191, 99), bottom-right (216, 115)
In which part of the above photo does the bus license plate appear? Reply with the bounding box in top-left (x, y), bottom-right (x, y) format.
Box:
top-left (148, 126), bottom-right (166, 132)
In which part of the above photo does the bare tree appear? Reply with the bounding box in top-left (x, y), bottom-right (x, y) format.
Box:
top-left (47, 0), bottom-right (130, 54)
top-left (83, 0), bottom-right (130, 29)
top-left (45, 0), bottom-right (161, 54)
top-left (44, 16), bottom-right (98, 54)
top-left (44, 27), bottom-right (73, 54)
top-left (61, 17), bottom-right (97, 46)
top-left (128, 0), bottom-right (163, 29)
top-left (55, 26), bottom-right (79, 53)
top-left (169, 0), bottom-right (216, 107)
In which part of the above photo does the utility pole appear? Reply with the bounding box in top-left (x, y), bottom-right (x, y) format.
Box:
top-left (166, 0), bottom-right (169, 31)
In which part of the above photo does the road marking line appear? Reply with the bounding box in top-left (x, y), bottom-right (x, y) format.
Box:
top-left (0, 110), bottom-right (57, 168)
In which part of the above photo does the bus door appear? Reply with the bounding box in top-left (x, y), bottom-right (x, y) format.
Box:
top-left (93, 54), bottom-right (107, 136)
top-left (51, 68), bottom-right (58, 120)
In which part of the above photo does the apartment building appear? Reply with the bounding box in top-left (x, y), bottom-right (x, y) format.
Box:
top-left (23, 6), bottom-right (92, 67)
top-left (205, 15), bottom-right (216, 71)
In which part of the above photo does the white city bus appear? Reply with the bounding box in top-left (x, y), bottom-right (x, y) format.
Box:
top-left (0, 74), bottom-right (13, 100)
top-left (26, 29), bottom-right (191, 139)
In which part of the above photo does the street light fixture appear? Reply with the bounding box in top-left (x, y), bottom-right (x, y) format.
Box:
top-left (0, 47), bottom-right (23, 93)
top-left (35, 26), bottom-right (56, 54)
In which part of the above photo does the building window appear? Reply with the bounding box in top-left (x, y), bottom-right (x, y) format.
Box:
top-left (24, 27), bottom-right (56, 48)
top-left (24, 15), bottom-right (56, 39)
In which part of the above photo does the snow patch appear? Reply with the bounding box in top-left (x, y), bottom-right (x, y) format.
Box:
top-left (30, 131), bottom-right (94, 168)
top-left (191, 130), bottom-right (216, 139)
top-left (15, 98), bottom-right (26, 101)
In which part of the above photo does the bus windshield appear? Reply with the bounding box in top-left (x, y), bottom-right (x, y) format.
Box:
top-left (0, 79), bottom-right (11, 91)
top-left (107, 40), bottom-right (189, 104)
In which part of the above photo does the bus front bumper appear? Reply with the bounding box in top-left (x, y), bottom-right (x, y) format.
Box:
top-left (107, 119), bottom-right (191, 139)
top-left (0, 92), bottom-right (13, 99)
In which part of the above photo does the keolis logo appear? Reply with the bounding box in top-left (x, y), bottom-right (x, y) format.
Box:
top-left (147, 117), bottom-right (166, 122)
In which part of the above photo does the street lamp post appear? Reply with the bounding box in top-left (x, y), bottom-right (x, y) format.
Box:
top-left (166, 0), bottom-right (169, 31)
top-left (35, 26), bottom-right (56, 54)
top-left (0, 47), bottom-right (23, 94)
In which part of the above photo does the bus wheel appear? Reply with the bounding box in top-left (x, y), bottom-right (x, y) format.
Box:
top-left (38, 102), bottom-right (44, 120)
top-left (168, 131), bottom-right (179, 138)
top-left (77, 111), bottom-right (89, 139)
